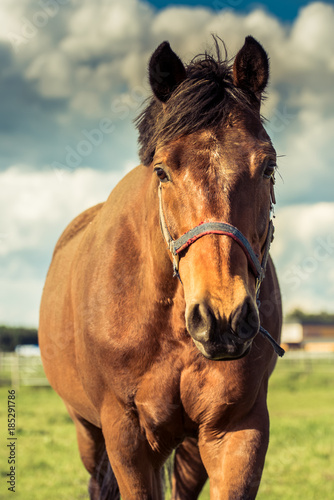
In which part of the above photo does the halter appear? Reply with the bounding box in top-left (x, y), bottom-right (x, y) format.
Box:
top-left (158, 183), bottom-right (285, 357)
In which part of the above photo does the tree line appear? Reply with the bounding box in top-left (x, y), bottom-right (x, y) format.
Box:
top-left (0, 326), bottom-right (38, 352)
top-left (285, 309), bottom-right (334, 324)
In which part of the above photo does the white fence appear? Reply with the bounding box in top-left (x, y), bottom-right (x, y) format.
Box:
top-left (1, 350), bottom-right (334, 388)
top-left (283, 350), bottom-right (334, 361)
top-left (278, 350), bottom-right (334, 372)
top-left (0, 352), bottom-right (49, 388)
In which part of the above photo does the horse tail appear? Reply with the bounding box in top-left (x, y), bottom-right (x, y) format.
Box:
top-left (99, 458), bottom-right (120, 500)
top-left (89, 449), bottom-right (120, 500)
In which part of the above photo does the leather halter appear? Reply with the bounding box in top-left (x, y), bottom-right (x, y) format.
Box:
top-left (158, 184), bottom-right (274, 299)
top-left (158, 182), bottom-right (285, 357)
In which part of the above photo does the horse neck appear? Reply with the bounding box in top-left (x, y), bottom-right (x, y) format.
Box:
top-left (142, 182), bottom-right (187, 341)
top-left (111, 166), bottom-right (186, 338)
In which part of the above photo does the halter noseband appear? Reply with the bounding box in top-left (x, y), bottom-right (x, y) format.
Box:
top-left (158, 183), bottom-right (285, 357)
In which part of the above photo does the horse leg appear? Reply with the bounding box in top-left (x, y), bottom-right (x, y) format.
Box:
top-left (101, 407), bottom-right (164, 500)
top-left (66, 405), bottom-right (120, 500)
top-left (197, 394), bottom-right (269, 500)
top-left (172, 437), bottom-right (208, 500)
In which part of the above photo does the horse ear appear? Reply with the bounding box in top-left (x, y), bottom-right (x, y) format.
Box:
top-left (233, 36), bottom-right (269, 98)
top-left (149, 41), bottom-right (187, 103)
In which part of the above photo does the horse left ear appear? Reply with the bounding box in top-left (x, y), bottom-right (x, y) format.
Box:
top-left (149, 41), bottom-right (187, 103)
top-left (233, 36), bottom-right (269, 98)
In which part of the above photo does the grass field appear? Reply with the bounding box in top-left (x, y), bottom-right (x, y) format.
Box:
top-left (0, 357), bottom-right (333, 499)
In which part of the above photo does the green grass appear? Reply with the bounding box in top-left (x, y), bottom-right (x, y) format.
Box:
top-left (0, 386), bottom-right (89, 499)
top-left (257, 360), bottom-right (334, 500)
top-left (1, 359), bottom-right (334, 499)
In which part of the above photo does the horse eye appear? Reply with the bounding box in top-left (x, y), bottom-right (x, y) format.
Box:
top-left (154, 167), bottom-right (168, 182)
top-left (263, 163), bottom-right (276, 179)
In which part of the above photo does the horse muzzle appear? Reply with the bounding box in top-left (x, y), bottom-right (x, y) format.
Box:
top-left (186, 298), bottom-right (259, 361)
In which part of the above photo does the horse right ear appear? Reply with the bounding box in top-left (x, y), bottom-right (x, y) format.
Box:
top-left (149, 41), bottom-right (187, 103)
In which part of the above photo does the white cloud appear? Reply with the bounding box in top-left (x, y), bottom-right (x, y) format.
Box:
top-left (271, 202), bottom-right (334, 314)
top-left (0, 165), bottom-right (128, 326)
top-left (2, 1), bottom-right (334, 190)
top-left (25, 50), bottom-right (72, 98)
top-left (0, 166), bottom-right (125, 257)
top-left (70, 90), bottom-right (104, 116)
top-left (0, 277), bottom-right (44, 327)
top-left (290, 2), bottom-right (334, 67)
top-left (2, 1), bottom-right (333, 199)
top-left (0, 0), bottom-right (35, 44)
top-left (152, 6), bottom-right (212, 50)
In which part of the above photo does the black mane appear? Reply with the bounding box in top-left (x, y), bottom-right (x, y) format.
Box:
top-left (135, 41), bottom-right (258, 166)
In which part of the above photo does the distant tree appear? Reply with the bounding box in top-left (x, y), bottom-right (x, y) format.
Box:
top-left (286, 309), bottom-right (334, 324)
top-left (0, 326), bottom-right (38, 352)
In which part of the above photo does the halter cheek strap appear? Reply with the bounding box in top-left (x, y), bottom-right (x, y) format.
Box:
top-left (158, 184), bottom-right (284, 357)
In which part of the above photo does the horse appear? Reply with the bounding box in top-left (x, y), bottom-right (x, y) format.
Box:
top-left (39, 35), bottom-right (283, 499)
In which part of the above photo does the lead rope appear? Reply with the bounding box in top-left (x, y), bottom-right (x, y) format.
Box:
top-left (259, 326), bottom-right (285, 357)
top-left (158, 182), bottom-right (285, 357)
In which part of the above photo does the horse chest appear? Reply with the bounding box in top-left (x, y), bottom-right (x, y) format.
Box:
top-left (133, 362), bottom-right (186, 456)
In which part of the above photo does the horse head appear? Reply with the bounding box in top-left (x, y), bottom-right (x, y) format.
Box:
top-left (137, 36), bottom-right (276, 361)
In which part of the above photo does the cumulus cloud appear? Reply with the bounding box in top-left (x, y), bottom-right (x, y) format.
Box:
top-left (0, 165), bottom-right (127, 257)
top-left (1, 1), bottom-right (333, 324)
top-left (0, 165), bottom-right (127, 326)
top-left (272, 203), bottom-right (334, 313)
top-left (1, 1), bottom-right (333, 194)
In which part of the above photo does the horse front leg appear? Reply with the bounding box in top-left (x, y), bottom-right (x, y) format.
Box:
top-left (66, 404), bottom-right (120, 500)
top-left (172, 437), bottom-right (208, 500)
top-left (198, 395), bottom-right (269, 500)
top-left (101, 405), bottom-right (164, 500)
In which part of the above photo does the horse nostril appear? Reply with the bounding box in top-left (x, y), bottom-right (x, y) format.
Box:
top-left (186, 302), bottom-right (214, 343)
top-left (231, 298), bottom-right (259, 340)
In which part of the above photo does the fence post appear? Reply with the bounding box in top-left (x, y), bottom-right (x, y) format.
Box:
top-left (11, 353), bottom-right (20, 389)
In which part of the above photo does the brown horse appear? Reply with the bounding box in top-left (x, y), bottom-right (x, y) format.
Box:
top-left (39, 36), bottom-right (282, 499)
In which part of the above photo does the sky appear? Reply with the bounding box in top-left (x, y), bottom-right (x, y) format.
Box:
top-left (0, 0), bottom-right (334, 327)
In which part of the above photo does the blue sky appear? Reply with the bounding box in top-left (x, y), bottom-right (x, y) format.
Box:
top-left (148, 0), bottom-right (319, 21)
top-left (0, 0), bottom-right (334, 326)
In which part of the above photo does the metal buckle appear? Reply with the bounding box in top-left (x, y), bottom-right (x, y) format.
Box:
top-left (172, 254), bottom-right (182, 283)
top-left (256, 269), bottom-right (265, 299)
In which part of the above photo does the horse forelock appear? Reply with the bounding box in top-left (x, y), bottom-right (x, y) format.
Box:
top-left (135, 40), bottom-right (261, 167)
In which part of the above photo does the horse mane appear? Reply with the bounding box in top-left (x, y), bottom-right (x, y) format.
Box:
top-left (135, 38), bottom-right (259, 166)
